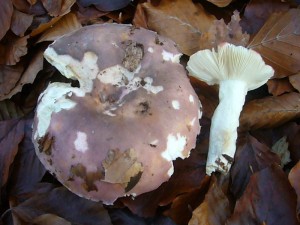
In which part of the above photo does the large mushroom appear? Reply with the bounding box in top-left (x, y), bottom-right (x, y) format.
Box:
top-left (32, 24), bottom-right (201, 204)
top-left (187, 43), bottom-right (274, 175)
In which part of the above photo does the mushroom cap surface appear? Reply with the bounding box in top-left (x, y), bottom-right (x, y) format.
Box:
top-left (32, 24), bottom-right (201, 204)
top-left (187, 43), bottom-right (274, 90)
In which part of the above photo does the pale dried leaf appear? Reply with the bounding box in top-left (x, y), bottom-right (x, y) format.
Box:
top-left (248, 9), bottom-right (300, 78)
top-left (0, 0), bottom-right (13, 40)
top-left (2, 50), bottom-right (44, 101)
top-left (271, 136), bottom-right (291, 167)
top-left (37, 13), bottom-right (82, 43)
top-left (140, 0), bottom-right (215, 55)
top-left (206, 0), bottom-right (233, 7)
top-left (41, 0), bottom-right (76, 17)
top-left (267, 78), bottom-right (296, 96)
top-left (11, 9), bottom-right (33, 37)
top-left (0, 35), bottom-right (29, 65)
top-left (289, 73), bottom-right (300, 92)
top-left (199, 11), bottom-right (249, 50)
top-left (240, 92), bottom-right (300, 130)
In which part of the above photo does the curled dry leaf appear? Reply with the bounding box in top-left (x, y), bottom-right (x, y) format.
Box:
top-left (0, 119), bottom-right (25, 189)
top-left (31, 16), bottom-right (62, 37)
top-left (0, 0), bottom-right (13, 40)
top-left (206, 0), bottom-right (233, 7)
top-left (199, 10), bottom-right (250, 50)
top-left (0, 65), bottom-right (24, 100)
top-left (240, 92), bottom-right (300, 131)
top-left (290, 73), bottom-right (300, 92)
top-left (248, 8), bottom-right (300, 78)
top-left (0, 50), bottom-right (44, 101)
top-left (228, 164), bottom-right (299, 225)
top-left (289, 161), bottom-right (300, 219)
top-left (11, 9), bottom-right (34, 37)
top-left (0, 34), bottom-right (29, 66)
top-left (0, 100), bottom-right (24, 120)
top-left (37, 13), bottom-right (82, 43)
top-left (132, 4), bottom-right (148, 29)
top-left (41, 0), bottom-right (76, 17)
top-left (188, 175), bottom-right (231, 225)
top-left (135, 0), bottom-right (215, 55)
top-left (267, 78), bottom-right (296, 96)
top-left (12, 0), bottom-right (46, 16)
top-left (230, 135), bottom-right (280, 199)
top-left (11, 183), bottom-right (112, 225)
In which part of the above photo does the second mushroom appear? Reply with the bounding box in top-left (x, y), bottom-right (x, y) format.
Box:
top-left (187, 43), bottom-right (274, 175)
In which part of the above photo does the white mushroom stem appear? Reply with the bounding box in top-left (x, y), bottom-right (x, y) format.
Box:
top-left (187, 43), bottom-right (274, 175)
top-left (206, 80), bottom-right (247, 175)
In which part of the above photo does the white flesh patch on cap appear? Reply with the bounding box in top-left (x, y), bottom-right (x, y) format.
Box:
top-left (143, 77), bottom-right (163, 94)
top-left (34, 83), bottom-right (84, 139)
top-left (190, 117), bottom-right (196, 127)
top-left (74, 131), bottom-right (89, 153)
top-left (162, 50), bottom-right (181, 63)
top-left (148, 47), bottom-right (154, 53)
top-left (172, 100), bottom-right (180, 110)
top-left (198, 109), bottom-right (202, 119)
top-left (44, 48), bottom-right (99, 93)
top-left (161, 133), bottom-right (187, 162)
top-left (167, 166), bottom-right (174, 177)
top-left (189, 94), bottom-right (194, 103)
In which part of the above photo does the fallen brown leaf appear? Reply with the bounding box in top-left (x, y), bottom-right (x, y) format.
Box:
top-left (240, 92), bottom-right (300, 130)
top-left (267, 77), bottom-right (296, 96)
top-left (0, 34), bottom-right (29, 65)
top-left (230, 135), bottom-right (280, 199)
top-left (11, 183), bottom-right (112, 225)
top-left (0, 0), bottom-right (13, 40)
top-left (0, 64), bottom-right (24, 100)
top-left (11, 9), bottom-right (34, 37)
top-left (289, 161), bottom-right (300, 220)
top-left (12, 0), bottom-right (46, 16)
top-left (0, 100), bottom-right (24, 120)
top-left (31, 16), bottom-right (62, 37)
top-left (37, 13), bottom-right (82, 43)
top-left (32, 214), bottom-right (71, 225)
top-left (188, 175), bottom-right (231, 225)
top-left (0, 50), bottom-right (44, 101)
top-left (206, 0), bottom-right (233, 8)
top-left (248, 8), bottom-right (300, 78)
top-left (76, 3), bottom-right (108, 25)
top-left (132, 4), bottom-right (148, 29)
top-left (290, 73), bottom-right (300, 92)
top-left (135, 0), bottom-right (215, 55)
top-left (40, 0), bottom-right (76, 17)
top-left (240, 0), bottom-right (290, 35)
top-left (228, 164), bottom-right (299, 225)
top-left (199, 10), bottom-right (249, 50)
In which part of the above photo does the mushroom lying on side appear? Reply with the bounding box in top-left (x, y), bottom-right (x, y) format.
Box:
top-left (32, 24), bottom-right (201, 204)
top-left (187, 43), bottom-right (274, 175)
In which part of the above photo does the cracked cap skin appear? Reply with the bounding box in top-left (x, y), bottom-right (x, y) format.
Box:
top-left (32, 23), bottom-right (202, 204)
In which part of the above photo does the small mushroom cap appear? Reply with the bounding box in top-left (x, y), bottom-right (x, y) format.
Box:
top-left (32, 24), bottom-right (201, 204)
top-left (187, 43), bottom-right (274, 90)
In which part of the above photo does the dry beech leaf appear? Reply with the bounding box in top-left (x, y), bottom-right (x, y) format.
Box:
top-left (11, 183), bottom-right (112, 225)
top-left (240, 0), bottom-right (289, 35)
top-left (0, 50), bottom-right (44, 101)
top-left (41, 0), bottom-right (76, 17)
top-left (228, 164), bottom-right (298, 225)
top-left (137, 0), bottom-right (215, 55)
top-left (132, 4), bottom-right (149, 29)
top-left (267, 78), bottom-right (296, 96)
top-left (0, 65), bottom-right (24, 100)
top-left (31, 16), bottom-right (62, 37)
top-left (0, 0), bottom-right (13, 40)
top-left (290, 73), bottom-right (300, 92)
top-left (76, 3), bottom-right (108, 26)
top-left (11, 9), bottom-right (34, 37)
top-left (188, 175), bottom-right (231, 225)
top-left (289, 161), bottom-right (300, 219)
top-left (230, 135), bottom-right (280, 199)
top-left (32, 214), bottom-right (71, 225)
top-left (206, 0), bottom-right (233, 7)
top-left (248, 9), bottom-right (300, 78)
top-left (0, 119), bottom-right (25, 190)
top-left (37, 13), bottom-right (82, 43)
top-left (240, 92), bottom-right (300, 130)
top-left (199, 10), bottom-right (250, 50)
top-left (0, 100), bottom-right (24, 120)
top-left (0, 34), bottom-right (29, 66)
